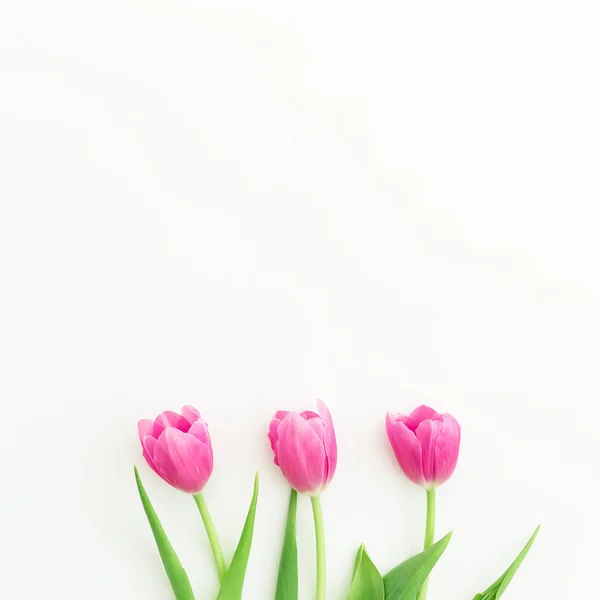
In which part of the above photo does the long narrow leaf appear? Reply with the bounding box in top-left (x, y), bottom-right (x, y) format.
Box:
top-left (383, 532), bottom-right (452, 600)
top-left (216, 473), bottom-right (260, 600)
top-left (472, 525), bottom-right (540, 600)
top-left (275, 488), bottom-right (298, 600)
top-left (134, 467), bottom-right (195, 600)
top-left (347, 544), bottom-right (385, 600)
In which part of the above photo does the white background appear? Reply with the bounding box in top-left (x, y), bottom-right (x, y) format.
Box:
top-left (1, 1), bottom-right (599, 599)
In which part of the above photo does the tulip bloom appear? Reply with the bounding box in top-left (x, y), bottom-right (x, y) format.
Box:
top-left (138, 406), bottom-right (214, 494)
top-left (138, 406), bottom-right (226, 581)
top-left (386, 405), bottom-right (460, 600)
top-left (268, 399), bottom-right (337, 495)
top-left (268, 400), bottom-right (337, 600)
top-left (386, 405), bottom-right (460, 489)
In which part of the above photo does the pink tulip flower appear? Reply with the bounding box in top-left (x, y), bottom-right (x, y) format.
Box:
top-left (138, 406), bottom-right (213, 494)
top-left (386, 405), bottom-right (460, 489)
top-left (268, 400), bottom-right (337, 495)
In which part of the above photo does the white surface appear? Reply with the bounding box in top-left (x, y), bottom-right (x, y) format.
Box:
top-left (1, 1), bottom-right (599, 598)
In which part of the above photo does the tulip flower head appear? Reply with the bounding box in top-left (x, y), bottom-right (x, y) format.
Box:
top-left (138, 406), bottom-right (213, 494)
top-left (268, 400), bottom-right (337, 495)
top-left (386, 405), bottom-right (460, 489)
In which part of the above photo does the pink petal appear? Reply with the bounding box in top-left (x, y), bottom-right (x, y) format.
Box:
top-left (187, 419), bottom-right (211, 446)
top-left (268, 411), bottom-right (290, 465)
top-left (268, 423), bottom-right (280, 462)
top-left (275, 412), bottom-right (327, 494)
top-left (181, 405), bottom-right (202, 424)
top-left (300, 410), bottom-right (320, 421)
top-left (138, 420), bottom-right (158, 472)
top-left (153, 411), bottom-right (192, 438)
top-left (387, 412), bottom-right (418, 431)
top-left (409, 405), bottom-right (443, 428)
top-left (142, 436), bottom-right (158, 472)
top-left (138, 419), bottom-right (154, 441)
top-left (317, 400), bottom-right (337, 483)
top-left (306, 416), bottom-right (325, 441)
top-left (153, 428), bottom-right (213, 494)
top-left (386, 412), bottom-right (425, 486)
top-left (433, 415), bottom-right (461, 485)
top-left (415, 419), bottom-right (445, 484)
top-left (273, 411), bottom-right (291, 420)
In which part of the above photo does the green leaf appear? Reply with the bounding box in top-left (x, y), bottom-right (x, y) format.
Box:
top-left (216, 473), bottom-right (260, 600)
top-left (275, 489), bottom-right (298, 600)
top-left (383, 532), bottom-right (452, 600)
top-left (134, 467), bottom-right (195, 600)
top-left (472, 525), bottom-right (540, 600)
top-left (347, 544), bottom-right (385, 600)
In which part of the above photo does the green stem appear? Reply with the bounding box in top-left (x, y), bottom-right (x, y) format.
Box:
top-left (310, 495), bottom-right (326, 600)
top-left (416, 488), bottom-right (436, 600)
top-left (193, 493), bottom-right (227, 583)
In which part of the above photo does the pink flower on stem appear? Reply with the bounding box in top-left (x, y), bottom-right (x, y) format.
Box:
top-left (138, 406), bottom-right (213, 494)
top-left (268, 400), bottom-right (337, 495)
top-left (269, 400), bottom-right (336, 600)
top-left (386, 405), bottom-right (461, 489)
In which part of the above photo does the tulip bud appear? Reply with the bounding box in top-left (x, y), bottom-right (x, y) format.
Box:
top-left (138, 406), bottom-right (213, 494)
top-left (268, 400), bottom-right (337, 495)
top-left (386, 405), bottom-right (460, 489)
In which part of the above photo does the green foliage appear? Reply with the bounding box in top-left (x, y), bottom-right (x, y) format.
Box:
top-left (216, 473), bottom-right (260, 600)
top-left (383, 532), bottom-right (452, 600)
top-left (275, 489), bottom-right (298, 600)
top-left (134, 467), bottom-right (195, 600)
top-left (347, 545), bottom-right (385, 600)
top-left (472, 526), bottom-right (540, 600)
